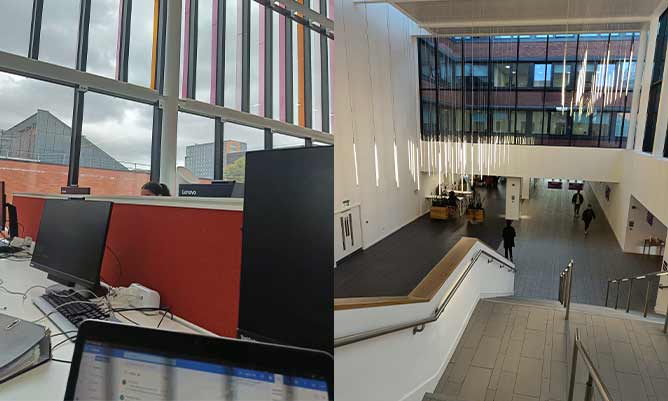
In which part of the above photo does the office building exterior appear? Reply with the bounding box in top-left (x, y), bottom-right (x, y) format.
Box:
top-left (185, 140), bottom-right (247, 179)
top-left (0, 110), bottom-right (127, 171)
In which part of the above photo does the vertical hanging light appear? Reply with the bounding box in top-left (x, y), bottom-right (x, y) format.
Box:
top-left (353, 140), bottom-right (359, 186)
top-left (373, 138), bottom-right (379, 187)
top-left (393, 139), bottom-right (399, 188)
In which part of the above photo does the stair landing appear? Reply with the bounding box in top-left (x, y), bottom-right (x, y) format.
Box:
top-left (426, 297), bottom-right (668, 401)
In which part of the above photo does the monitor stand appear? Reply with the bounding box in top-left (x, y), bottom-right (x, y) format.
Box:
top-left (45, 274), bottom-right (108, 298)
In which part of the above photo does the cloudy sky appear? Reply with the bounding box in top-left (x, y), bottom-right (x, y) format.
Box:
top-left (0, 0), bottom-right (321, 169)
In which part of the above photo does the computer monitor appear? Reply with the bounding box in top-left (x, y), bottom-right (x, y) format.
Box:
top-left (65, 321), bottom-right (333, 401)
top-left (30, 199), bottom-right (113, 290)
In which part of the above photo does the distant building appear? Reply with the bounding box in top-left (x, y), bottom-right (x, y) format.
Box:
top-left (185, 140), bottom-right (247, 179)
top-left (0, 110), bottom-right (127, 171)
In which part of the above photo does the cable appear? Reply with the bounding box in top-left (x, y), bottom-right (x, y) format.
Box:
top-left (50, 330), bottom-right (78, 339)
top-left (51, 336), bottom-right (76, 352)
top-left (105, 245), bottom-right (123, 278)
top-left (110, 307), bottom-right (173, 328)
top-left (51, 358), bottom-right (71, 364)
top-left (115, 310), bottom-right (139, 325)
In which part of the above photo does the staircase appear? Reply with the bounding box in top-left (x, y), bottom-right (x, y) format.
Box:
top-left (422, 296), bottom-right (668, 401)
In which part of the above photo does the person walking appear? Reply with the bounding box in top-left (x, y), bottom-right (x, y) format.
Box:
top-left (572, 189), bottom-right (584, 217)
top-left (502, 220), bottom-right (516, 261)
top-left (582, 204), bottom-right (596, 235)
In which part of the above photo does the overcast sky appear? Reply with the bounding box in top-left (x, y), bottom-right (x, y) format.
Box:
top-left (0, 0), bottom-right (299, 168)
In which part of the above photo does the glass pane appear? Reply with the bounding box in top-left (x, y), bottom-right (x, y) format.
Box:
top-left (274, 133), bottom-right (304, 149)
top-left (533, 64), bottom-right (552, 87)
top-left (517, 64), bottom-right (530, 87)
top-left (78, 93), bottom-right (153, 196)
top-left (249, 1), bottom-right (260, 114)
top-left (40, 0), bottom-right (80, 69)
top-left (0, 72), bottom-right (74, 199)
top-left (549, 112), bottom-right (567, 135)
top-left (311, 30), bottom-right (322, 131)
top-left (552, 64), bottom-right (572, 89)
top-left (127, 0), bottom-right (154, 87)
top-left (224, 0), bottom-right (239, 108)
top-left (272, 10), bottom-right (281, 121)
top-left (195, 0), bottom-right (213, 102)
top-left (0, 0), bottom-right (33, 56)
top-left (531, 111), bottom-right (543, 134)
top-left (572, 113), bottom-right (590, 135)
top-left (223, 122), bottom-right (264, 182)
top-left (87, 0), bottom-right (121, 78)
top-left (177, 112), bottom-right (215, 180)
top-left (515, 111), bottom-right (528, 134)
top-left (493, 111), bottom-right (509, 133)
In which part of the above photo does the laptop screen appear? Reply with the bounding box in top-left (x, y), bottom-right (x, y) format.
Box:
top-left (73, 341), bottom-right (329, 401)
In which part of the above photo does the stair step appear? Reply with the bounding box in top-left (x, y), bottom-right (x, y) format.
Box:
top-left (422, 393), bottom-right (465, 401)
top-left (486, 296), bottom-right (666, 325)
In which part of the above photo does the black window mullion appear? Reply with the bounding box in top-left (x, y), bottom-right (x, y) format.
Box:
top-left (117, 0), bottom-right (132, 82)
top-left (241, 0), bottom-right (251, 112)
top-left (150, 0), bottom-right (168, 183)
top-left (75, 0), bottom-right (91, 72)
top-left (321, 34), bottom-right (330, 133)
top-left (68, 89), bottom-right (85, 186)
top-left (214, 118), bottom-right (225, 180)
top-left (285, 17), bottom-right (294, 123)
top-left (304, 26), bottom-right (312, 128)
top-left (28, 0), bottom-right (44, 59)
top-left (417, 39), bottom-right (426, 138)
top-left (434, 38), bottom-right (440, 139)
top-left (186, 0), bottom-right (199, 99)
top-left (264, 128), bottom-right (273, 150)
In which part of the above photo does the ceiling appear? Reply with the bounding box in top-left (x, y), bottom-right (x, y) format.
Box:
top-left (378, 0), bottom-right (663, 35)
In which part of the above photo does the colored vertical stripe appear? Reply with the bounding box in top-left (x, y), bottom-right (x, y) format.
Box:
top-left (150, 0), bottom-right (159, 90)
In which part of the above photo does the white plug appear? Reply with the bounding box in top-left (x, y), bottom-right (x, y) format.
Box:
top-left (128, 283), bottom-right (160, 309)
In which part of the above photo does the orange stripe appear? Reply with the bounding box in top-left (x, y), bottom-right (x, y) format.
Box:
top-left (297, 0), bottom-right (305, 127)
top-left (150, 0), bottom-right (159, 90)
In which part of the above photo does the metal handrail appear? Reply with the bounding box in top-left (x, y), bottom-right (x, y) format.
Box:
top-left (558, 261), bottom-right (574, 321)
top-left (567, 329), bottom-right (614, 401)
top-left (604, 271), bottom-right (668, 333)
top-left (333, 249), bottom-right (515, 348)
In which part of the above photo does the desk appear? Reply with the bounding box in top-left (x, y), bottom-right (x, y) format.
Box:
top-left (0, 257), bottom-right (211, 400)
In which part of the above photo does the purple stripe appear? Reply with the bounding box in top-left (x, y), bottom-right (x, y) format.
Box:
top-left (279, 13), bottom-right (286, 121)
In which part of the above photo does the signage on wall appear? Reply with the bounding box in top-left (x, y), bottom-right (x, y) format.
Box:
top-left (647, 212), bottom-right (654, 226)
top-left (663, 260), bottom-right (667, 272)
top-left (605, 185), bottom-right (611, 201)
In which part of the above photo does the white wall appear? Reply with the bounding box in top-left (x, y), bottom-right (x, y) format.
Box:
top-left (334, 0), bottom-right (436, 249)
top-left (624, 196), bottom-right (667, 255)
top-left (334, 241), bottom-right (515, 401)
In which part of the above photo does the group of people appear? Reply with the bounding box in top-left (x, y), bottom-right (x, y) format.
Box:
top-left (572, 189), bottom-right (596, 235)
top-left (501, 189), bottom-right (598, 262)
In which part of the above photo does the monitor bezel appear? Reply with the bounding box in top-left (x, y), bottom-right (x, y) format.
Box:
top-left (30, 199), bottom-right (113, 290)
top-left (64, 320), bottom-right (334, 400)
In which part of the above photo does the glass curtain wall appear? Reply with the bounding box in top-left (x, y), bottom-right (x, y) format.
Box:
top-left (418, 32), bottom-right (638, 148)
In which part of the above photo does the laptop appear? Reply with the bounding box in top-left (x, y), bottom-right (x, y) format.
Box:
top-left (64, 320), bottom-right (333, 400)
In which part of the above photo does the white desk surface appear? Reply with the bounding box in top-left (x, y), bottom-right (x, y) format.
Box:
top-left (0, 256), bottom-right (208, 400)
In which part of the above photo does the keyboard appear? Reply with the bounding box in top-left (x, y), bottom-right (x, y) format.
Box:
top-left (33, 289), bottom-right (110, 337)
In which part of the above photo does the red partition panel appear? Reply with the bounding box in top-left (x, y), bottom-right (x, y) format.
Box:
top-left (12, 196), bottom-right (243, 338)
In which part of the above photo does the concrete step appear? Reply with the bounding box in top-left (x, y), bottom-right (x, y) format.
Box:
top-left (486, 295), bottom-right (666, 325)
top-left (422, 392), bottom-right (465, 401)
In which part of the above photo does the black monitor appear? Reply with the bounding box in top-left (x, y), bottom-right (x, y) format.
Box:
top-left (31, 199), bottom-right (113, 290)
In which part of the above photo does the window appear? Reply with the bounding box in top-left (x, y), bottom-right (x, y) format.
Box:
top-left (127, 0), bottom-right (155, 87)
top-left (195, 0), bottom-right (214, 102)
top-left (39, 0), bottom-right (80, 69)
top-left (493, 111), bottom-right (509, 133)
top-left (0, 72), bottom-right (74, 198)
top-left (177, 112), bottom-right (215, 179)
top-left (222, 122), bottom-right (264, 182)
top-left (472, 110), bottom-right (486, 133)
top-left (513, 111), bottom-right (528, 134)
top-left (274, 133), bottom-right (305, 149)
top-left (533, 64), bottom-right (552, 87)
top-left (517, 64), bottom-right (530, 87)
top-left (531, 112), bottom-right (544, 134)
top-left (572, 114), bottom-right (590, 136)
top-left (0, 0), bottom-right (32, 56)
top-left (493, 64), bottom-right (513, 89)
top-left (552, 64), bottom-right (572, 89)
top-left (78, 93), bottom-right (154, 196)
top-left (644, 8), bottom-right (668, 153)
top-left (550, 112), bottom-right (567, 135)
top-left (87, 0), bottom-right (121, 79)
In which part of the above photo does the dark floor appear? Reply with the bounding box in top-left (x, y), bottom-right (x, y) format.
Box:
top-left (508, 179), bottom-right (662, 309)
top-left (335, 179), bottom-right (664, 311)
top-left (334, 184), bottom-right (508, 298)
